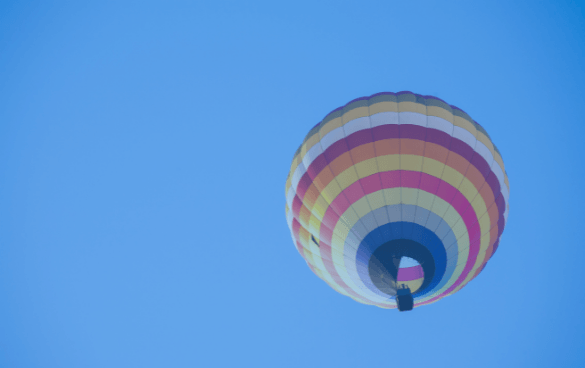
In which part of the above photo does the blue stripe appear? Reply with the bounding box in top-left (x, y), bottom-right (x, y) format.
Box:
top-left (356, 222), bottom-right (447, 298)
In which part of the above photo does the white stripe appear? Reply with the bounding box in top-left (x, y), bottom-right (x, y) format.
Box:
top-left (490, 160), bottom-right (509, 204)
top-left (371, 111), bottom-right (399, 127)
top-left (399, 112), bottom-right (427, 127)
top-left (427, 116), bottom-right (452, 134)
top-left (344, 116), bottom-right (371, 136)
top-left (291, 161), bottom-right (305, 191)
top-left (474, 140), bottom-right (495, 170)
top-left (320, 126), bottom-right (345, 151)
top-left (286, 187), bottom-right (296, 205)
top-left (453, 125), bottom-right (477, 148)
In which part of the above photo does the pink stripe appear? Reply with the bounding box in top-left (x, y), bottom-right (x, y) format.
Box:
top-left (292, 194), bottom-right (302, 218)
top-left (344, 180), bottom-right (366, 204)
top-left (397, 266), bottom-right (424, 281)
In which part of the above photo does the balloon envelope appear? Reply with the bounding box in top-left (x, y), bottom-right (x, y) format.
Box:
top-left (285, 92), bottom-right (509, 309)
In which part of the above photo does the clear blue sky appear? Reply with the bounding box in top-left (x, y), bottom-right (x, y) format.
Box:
top-left (1, 1), bottom-right (584, 367)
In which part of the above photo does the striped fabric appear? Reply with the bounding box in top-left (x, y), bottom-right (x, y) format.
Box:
top-left (285, 92), bottom-right (509, 309)
top-left (396, 257), bottom-right (424, 293)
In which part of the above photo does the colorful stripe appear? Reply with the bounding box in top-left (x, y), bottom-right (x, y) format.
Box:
top-left (285, 92), bottom-right (509, 309)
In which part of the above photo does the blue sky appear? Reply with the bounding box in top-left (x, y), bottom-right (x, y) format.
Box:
top-left (1, 1), bottom-right (584, 367)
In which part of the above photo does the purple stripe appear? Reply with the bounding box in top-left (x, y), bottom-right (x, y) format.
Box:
top-left (400, 124), bottom-right (427, 140)
top-left (496, 197), bottom-right (506, 236)
top-left (486, 174), bottom-right (503, 216)
top-left (425, 128), bottom-right (452, 147)
top-left (324, 139), bottom-right (349, 164)
top-left (307, 155), bottom-right (328, 179)
top-left (295, 127), bottom-right (507, 232)
top-left (397, 265), bottom-right (424, 281)
top-left (347, 129), bottom-right (373, 150)
top-left (450, 138), bottom-right (475, 162)
top-left (471, 154), bottom-right (493, 178)
top-left (373, 124), bottom-right (399, 139)
top-left (491, 239), bottom-right (501, 256)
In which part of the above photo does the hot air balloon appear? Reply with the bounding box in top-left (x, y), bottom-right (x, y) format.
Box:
top-left (285, 92), bottom-right (509, 311)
